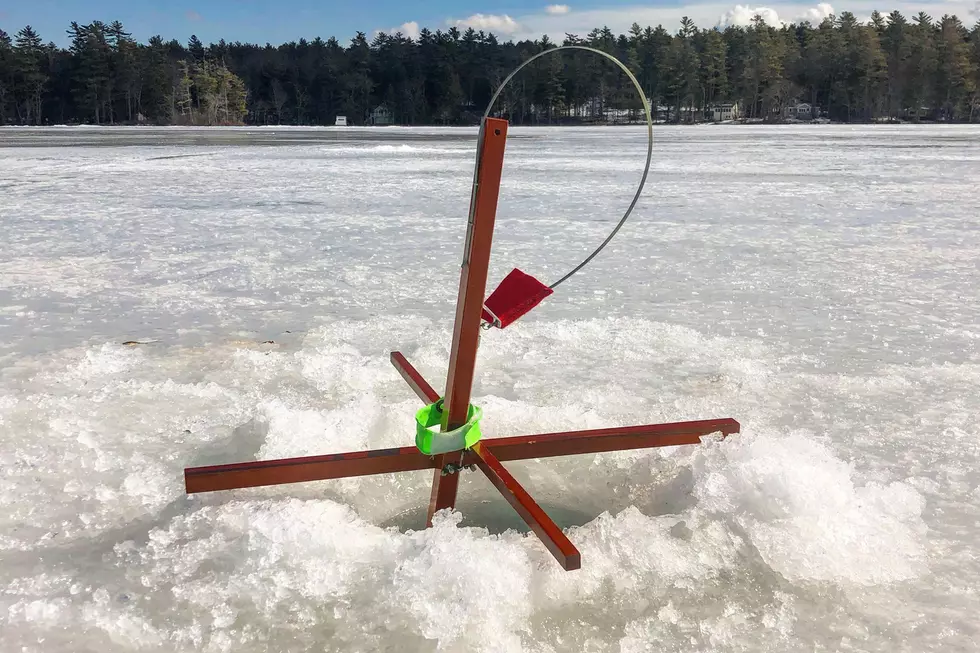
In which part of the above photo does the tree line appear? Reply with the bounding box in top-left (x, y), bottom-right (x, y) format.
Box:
top-left (1, 11), bottom-right (978, 127)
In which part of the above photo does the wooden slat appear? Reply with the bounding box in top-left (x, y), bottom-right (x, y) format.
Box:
top-left (471, 441), bottom-right (581, 571)
top-left (427, 453), bottom-right (464, 526)
top-left (184, 446), bottom-right (434, 493)
top-left (390, 351), bottom-right (441, 404)
top-left (183, 419), bottom-right (739, 494)
top-left (442, 118), bottom-right (509, 427)
top-left (471, 418), bottom-right (740, 463)
top-left (428, 117), bottom-right (510, 525)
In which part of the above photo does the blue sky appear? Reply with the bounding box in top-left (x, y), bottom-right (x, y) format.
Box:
top-left (2, 0), bottom-right (977, 47)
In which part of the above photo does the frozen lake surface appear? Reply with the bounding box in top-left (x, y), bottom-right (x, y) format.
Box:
top-left (1, 124), bottom-right (978, 652)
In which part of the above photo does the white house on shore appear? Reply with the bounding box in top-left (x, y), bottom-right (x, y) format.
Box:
top-left (712, 102), bottom-right (740, 122)
top-left (783, 102), bottom-right (819, 120)
top-left (335, 115), bottom-right (348, 126)
top-left (369, 105), bottom-right (394, 126)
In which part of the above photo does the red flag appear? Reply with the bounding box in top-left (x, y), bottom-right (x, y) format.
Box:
top-left (482, 268), bottom-right (554, 328)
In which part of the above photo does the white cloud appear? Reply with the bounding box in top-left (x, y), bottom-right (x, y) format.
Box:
top-left (718, 5), bottom-right (783, 26)
top-left (387, 21), bottom-right (421, 39)
top-left (449, 13), bottom-right (522, 34)
top-left (186, 10), bottom-right (202, 22)
top-left (497, 0), bottom-right (977, 40)
top-left (380, 0), bottom-right (975, 45)
top-left (718, 2), bottom-right (835, 27)
top-left (801, 2), bottom-right (835, 23)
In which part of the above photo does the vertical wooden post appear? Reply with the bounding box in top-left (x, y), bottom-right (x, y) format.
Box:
top-left (426, 118), bottom-right (509, 526)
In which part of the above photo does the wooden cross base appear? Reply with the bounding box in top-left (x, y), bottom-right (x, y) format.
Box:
top-left (182, 117), bottom-right (739, 571)
top-left (185, 353), bottom-right (739, 570)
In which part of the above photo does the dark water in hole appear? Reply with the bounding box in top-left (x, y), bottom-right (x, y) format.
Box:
top-left (380, 496), bottom-right (597, 534)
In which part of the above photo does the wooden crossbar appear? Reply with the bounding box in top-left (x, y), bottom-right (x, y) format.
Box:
top-left (184, 445), bottom-right (431, 494)
top-left (391, 352), bottom-right (440, 404)
top-left (184, 352), bottom-right (739, 568)
top-left (183, 417), bottom-right (737, 494)
top-left (471, 441), bottom-right (581, 570)
top-left (485, 418), bottom-right (739, 460)
top-left (185, 416), bottom-right (739, 489)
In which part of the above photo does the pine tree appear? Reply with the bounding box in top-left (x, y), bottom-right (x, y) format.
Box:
top-left (188, 35), bottom-right (205, 61)
top-left (971, 21), bottom-right (980, 120)
top-left (855, 22), bottom-right (888, 120)
top-left (700, 28), bottom-right (728, 109)
top-left (221, 63), bottom-right (248, 124)
top-left (140, 35), bottom-right (174, 124)
top-left (906, 13), bottom-right (938, 120)
top-left (13, 26), bottom-right (47, 124)
top-left (934, 15), bottom-right (974, 120)
top-left (742, 14), bottom-right (788, 120)
top-left (664, 18), bottom-right (699, 122)
top-left (0, 30), bottom-right (13, 124)
top-left (107, 21), bottom-right (137, 122)
top-left (67, 21), bottom-right (112, 123)
top-left (882, 12), bottom-right (910, 119)
top-left (174, 59), bottom-right (192, 122)
top-left (345, 32), bottom-right (372, 123)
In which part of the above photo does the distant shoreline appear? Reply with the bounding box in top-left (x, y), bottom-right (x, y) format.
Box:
top-left (2, 120), bottom-right (977, 130)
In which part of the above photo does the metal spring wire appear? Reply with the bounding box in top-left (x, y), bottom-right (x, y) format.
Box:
top-left (479, 45), bottom-right (655, 290)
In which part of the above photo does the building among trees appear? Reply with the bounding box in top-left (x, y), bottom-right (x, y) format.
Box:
top-left (712, 103), bottom-right (740, 121)
top-left (369, 105), bottom-right (394, 125)
top-left (783, 102), bottom-right (817, 120)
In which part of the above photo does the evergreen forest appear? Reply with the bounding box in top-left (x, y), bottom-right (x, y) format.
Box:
top-left (1, 11), bottom-right (979, 127)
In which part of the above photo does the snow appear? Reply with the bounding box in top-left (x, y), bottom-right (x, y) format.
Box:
top-left (1, 124), bottom-right (979, 651)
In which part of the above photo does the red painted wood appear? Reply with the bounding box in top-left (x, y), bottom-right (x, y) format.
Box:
top-left (470, 418), bottom-right (740, 463)
top-left (427, 453), bottom-right (463, 527)
top-left (471, 441), bottom-right (581, 570)
top-left (390, 351), bottom-right (441, 404)
top-left (443, 118), bottom-right (509, 427)
top-left (429, 118), bottom-right (510, 524)
top-left (184, 446), bottom-right (434, 493)
top-left (183, 419), bottom-right (739, 494)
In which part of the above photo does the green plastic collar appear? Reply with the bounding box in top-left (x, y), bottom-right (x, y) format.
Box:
top-left (415, 399), bottom-right (483, 455)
